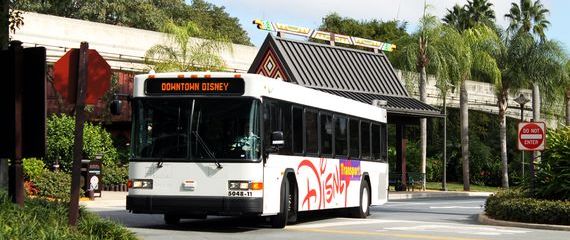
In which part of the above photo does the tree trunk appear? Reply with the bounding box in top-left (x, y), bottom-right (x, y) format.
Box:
top-left (419, 67), bottom-right (427, 191)
top-left (498, 91), bottom-right (509, 188)
top-left (531, 83), bottom-right (541, 177)
top-left (566, 89), bottom-right (570, 126)
top-left (1, 0), bottom-right (8, 50)
top-left (460, 80), bottom-right (470, 191)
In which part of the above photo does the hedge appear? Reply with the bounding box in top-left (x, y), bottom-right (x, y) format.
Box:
top-left (485, 190), bottom-right (570, 225)
top-left (0, 190), bottom-right (137, 240)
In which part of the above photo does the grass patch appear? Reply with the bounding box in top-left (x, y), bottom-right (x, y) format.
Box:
top-left (0, 190), bottom-right (137, 240)
top-left (426, 182), bottom-right (499, 192)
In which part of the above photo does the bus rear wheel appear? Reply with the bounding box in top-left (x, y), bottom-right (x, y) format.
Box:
top-left (270, 178), bottom-right (296, 228)
top-left (351, 180), bottom-right (370, 218)
top-left (164, 213), bottom-right (181, 225)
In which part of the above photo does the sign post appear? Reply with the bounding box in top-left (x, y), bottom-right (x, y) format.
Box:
top-left (53, 43), bottom-right (110, 226)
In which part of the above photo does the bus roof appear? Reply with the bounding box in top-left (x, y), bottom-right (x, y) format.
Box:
top-left (134, 72), bottom-right (386, 123)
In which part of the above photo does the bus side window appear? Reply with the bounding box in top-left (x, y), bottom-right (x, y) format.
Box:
top-left (305, 109), bottom-right (318, 154)
top-left (349, 119), bottom-right (359, 158)
top-left (278, 101), bottom-right (292, 154)
top-left (334, 115), bottom-right (348, 157)
top-left (320, 112), bottom-right (333, 156)
top-left (361, 121), bottom-right (371, 159)
top-left (372, 123), bottom-right (380, 161)
top-left (380, 123), bottom-right (387, 162)
top-left (292, 106), bottom-right (304, 154)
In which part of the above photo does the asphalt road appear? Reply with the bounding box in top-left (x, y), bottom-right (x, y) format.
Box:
top-left (90, 196), bottom-right (570, 240)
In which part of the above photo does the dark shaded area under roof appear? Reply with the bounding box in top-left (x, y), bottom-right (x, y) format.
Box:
top-left (248, 34), bottom-right (441, 120)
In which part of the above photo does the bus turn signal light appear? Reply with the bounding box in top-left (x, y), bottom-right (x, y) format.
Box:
top-left (250, 182), bottom-right (263, 190)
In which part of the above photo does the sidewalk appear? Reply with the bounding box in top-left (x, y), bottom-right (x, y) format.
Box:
top-left (81, 190), bottom-right (493, 209)
top-left (388, 190), bottom-right (493, 200)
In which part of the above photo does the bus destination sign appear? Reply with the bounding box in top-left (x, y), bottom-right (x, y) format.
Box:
top-left (145, 78), bottom-right (245, 96)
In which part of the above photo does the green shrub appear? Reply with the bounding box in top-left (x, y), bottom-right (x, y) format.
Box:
top-left (485, 190), bottom-right (570, 225)
top-left (426, 158), bottom-right (442, 182)
top-left (0, 190), bottom-right (137, 240)
top-left (47, 114), bottom-right (119, 172)
top-left (22, 158), bottom-right (46, 182)
top-left (103, 164), bottom-right (129, 186)
top-left (526, 126), bottom-right (570, 200)
top-left (32, 171), bottom-right (81, 201)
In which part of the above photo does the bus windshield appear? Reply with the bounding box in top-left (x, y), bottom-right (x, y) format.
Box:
top-left (132, 98), bottom-right (260, 161)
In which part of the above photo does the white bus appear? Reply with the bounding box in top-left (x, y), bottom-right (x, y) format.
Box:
top-left (124, 72), bottom-right (389, 228)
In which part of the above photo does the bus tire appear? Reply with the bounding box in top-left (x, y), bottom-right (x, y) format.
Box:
top-left (164, 213), bottom-right (181, 225)
top-left (270, 179), bottom-right (290, 228)
top-left (351, 180), bottom-right (370, 218)
top-left (287, 177), bottom-right (298, 224)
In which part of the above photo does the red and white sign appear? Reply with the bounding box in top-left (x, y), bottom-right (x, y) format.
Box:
top-left (518, 122), bottom-right (546, 151)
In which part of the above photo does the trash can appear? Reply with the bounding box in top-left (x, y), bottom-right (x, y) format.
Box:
top-left (81, 159), bottom-right (102, 198)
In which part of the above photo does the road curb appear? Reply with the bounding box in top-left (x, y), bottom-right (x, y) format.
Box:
top-left (389, 191), bottom-right (492, 200)
top-left (478, 213), bottom-right (570, 231)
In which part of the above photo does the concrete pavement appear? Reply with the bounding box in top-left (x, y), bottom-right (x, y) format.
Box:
top-left (81, 190), bottom-right (494, 209)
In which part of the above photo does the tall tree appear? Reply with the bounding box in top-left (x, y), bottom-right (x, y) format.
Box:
top-left (505, 0), bottom-right (555, 174)
top-left (442, 0), bottom-right (497, 190)
top-left (144, 20), bottom-right (231, 72)
top-left (392, 14), bottom-right (474, 190)
top-left (12, 0), bottom-right (252, 45)
top-left (318, 12), bottom-right (408, 43)
top-left (493, 31), bottom-right (567, 188)
top-left (505, 0), bottom-right (550, 41)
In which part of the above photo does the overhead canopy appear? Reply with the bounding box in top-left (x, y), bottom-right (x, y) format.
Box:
top-left (248, 34), bottom-right (442, 122)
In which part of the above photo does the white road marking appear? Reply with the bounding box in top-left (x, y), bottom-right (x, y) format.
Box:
top-left (384, 225), bottom-right (531, 236)
top-left (386, 201), bottom-right (483, 206)
top-left (429, 206), bottom-right (482, 209)
top-left (287, 218), bottom-right (424, 229)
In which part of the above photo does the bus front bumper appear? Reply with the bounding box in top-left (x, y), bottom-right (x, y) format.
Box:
top-left (126, 195), bottom-right (263, 216)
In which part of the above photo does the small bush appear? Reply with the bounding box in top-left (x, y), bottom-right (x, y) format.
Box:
top-left (485, 190), bottom-right (570, 225)
top-left (47, 114), bottom-right (119, 172)
top-left (525, 126), bottom-right (570, 200)
top-left (32, 171), bottom-right (81, 201)
top-left (0, 190), bottom-right (137, 239)
top-left (22, 158), bottom-right (45, 181)
top-left (103, 164), bottom-right (129, 186)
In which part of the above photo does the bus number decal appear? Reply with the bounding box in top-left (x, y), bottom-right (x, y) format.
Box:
top-left (297, 158), bottom-right (358, 210)
top-left (228, 191), bottom-right (253, 197)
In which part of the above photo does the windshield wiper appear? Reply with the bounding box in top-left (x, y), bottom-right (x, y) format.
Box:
top-left (192, 131), bottom-right (222, 169)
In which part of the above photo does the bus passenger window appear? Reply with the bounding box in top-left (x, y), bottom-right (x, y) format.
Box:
top-left (349, 119), bottom-right (359, 158)
top-left (361, 122), bottom-right (371, 159)
top-left (305, 110), bottom-right (318, 154)
top-left (320, 113), bottom-right (333, 155)
top-left (334, 116), bottom-right (348, 156)
top-left (372, 124), bottom-right (380, 160)
top-left (292, 107), bottom-right (303, 154)
top-left (380, 123), bottom-right (387, 162)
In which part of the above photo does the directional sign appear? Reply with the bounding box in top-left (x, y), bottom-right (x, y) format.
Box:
top-left (518, 122), bottom-right (546, 151)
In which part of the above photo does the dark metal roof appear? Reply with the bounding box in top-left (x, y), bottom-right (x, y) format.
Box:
top-left (248, 34), bottom-right (441, 118)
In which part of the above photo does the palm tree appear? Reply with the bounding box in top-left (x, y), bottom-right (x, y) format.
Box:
top-left (145, 20), bottom-right (231, 72)
top-left (493, 31), bottom-right (567, 188)
top-left (505, 0), bottom-right (550, 41)
top-left (392, 14), bottom-right (472, 190)
top-left (465, 0), bottom-right (495, 28)
top-left (442, 0), bottom-right (497, 191)
top-left (443, 4), bottom-right (469, 31)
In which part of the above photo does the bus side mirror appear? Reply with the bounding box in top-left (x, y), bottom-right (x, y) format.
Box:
top-left (110, 99), bottom-right (122, 115)
top-left (271, 131), bottom-right (284, 146)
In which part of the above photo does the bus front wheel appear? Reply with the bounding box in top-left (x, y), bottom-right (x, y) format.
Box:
top-left (270, 178), bottom-right (295, 228)
top-left (351, 180), bottom-right (370, 218)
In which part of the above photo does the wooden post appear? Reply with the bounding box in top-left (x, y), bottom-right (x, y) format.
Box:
top-left (11, 41), bottom-right (24, 206)
top-left (68, 42), bottom-right (89, 226)
top-left (396, 124), bottom-right (407, 188)
top-left (330, 33), bottom-right (336, 46)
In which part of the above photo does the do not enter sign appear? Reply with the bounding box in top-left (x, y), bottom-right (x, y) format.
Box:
top-left (518, 122), bottom-right (546, 151)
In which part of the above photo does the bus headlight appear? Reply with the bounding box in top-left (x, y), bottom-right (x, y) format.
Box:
top-left (228, 181), bottom-right (263, 190)
top-left (130, 179), bottom-right (153, 189)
